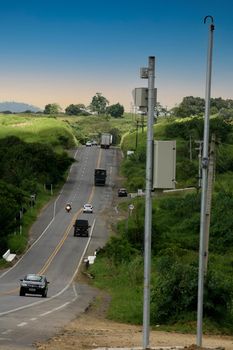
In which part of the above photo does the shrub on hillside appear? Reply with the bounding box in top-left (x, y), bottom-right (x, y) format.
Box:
top-left (210, 190), bottom-right (233, 252)
top-left (165, 117), bottom-right (232, 142)
top-left (100, 236), bottom-right (137, 265)
top-left (151, 255), bottom-right (233, 325)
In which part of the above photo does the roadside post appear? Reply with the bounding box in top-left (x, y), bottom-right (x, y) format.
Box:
top-left (141, 56), bottom-right (155, 350)
top-left (132, 56), bottom-right (156, 349)
top-left (197, 16), bottom-right (215, 347)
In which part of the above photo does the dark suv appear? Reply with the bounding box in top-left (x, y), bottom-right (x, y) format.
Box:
top-left (19, 274), bottom-right (49, 298)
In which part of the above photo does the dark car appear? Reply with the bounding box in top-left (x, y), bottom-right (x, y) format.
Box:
top-left (19, 274), bottom-right (49, 298)
top-left (118, 188), bottom-right (128, 197)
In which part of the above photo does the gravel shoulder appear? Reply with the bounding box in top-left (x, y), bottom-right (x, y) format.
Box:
top-left (35, 284), bottom-right (233, 350)
top-left (35, 166), bottom-right (233, 350)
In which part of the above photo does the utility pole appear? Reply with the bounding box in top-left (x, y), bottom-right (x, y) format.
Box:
top-left (204, 133), bottom-right (216, 273)
top-left (141, 56), bottom-right (155, 350)
top-left (132, 58), bottom-right (156, 349)
top-left (195, 140), bottom-right (203, 189)
top-left (197, 16), bottom-right (215, 347)
top-left (135, 120), bottom-right (139, 149)
top-left (189, 135), bottom-right (192, 161)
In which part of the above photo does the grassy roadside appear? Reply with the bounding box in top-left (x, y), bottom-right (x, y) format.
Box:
top-left (88, 116), bottom-right (233, 335)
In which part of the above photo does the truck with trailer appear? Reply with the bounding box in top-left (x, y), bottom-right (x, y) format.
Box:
top-left (94, 168), bottom-right (107, 186)
top-left (73, 219), bottom-right (90, 237)
top-left (100, 133), bottom-right (112, 149)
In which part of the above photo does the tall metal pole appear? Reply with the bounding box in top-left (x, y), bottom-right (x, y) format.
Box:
top-left (197, 16), bottom-right (214, 347)
top-left (143, 56), bottom-right (155, 349)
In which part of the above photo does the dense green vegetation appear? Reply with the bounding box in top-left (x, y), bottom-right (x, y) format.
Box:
top-left (0, 136), bottom-right (73, 256)
top-left (90, 112), bottom-right (233, 333)
top-left (0, 114), bottom-right (77, 149)
top-left (170, 96), bottom-right (233, 118)
top-left (0, 112), bottom-right (133, 259)
top-left (1, 103), bottom-right (233, 334)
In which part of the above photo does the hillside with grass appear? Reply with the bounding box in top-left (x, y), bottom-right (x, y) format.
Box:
top-left (89, 114), bottom-right (233, 334)
top-left (1, 110), bottom-right (233, 334)
top-left (0, 112), bottom-right (133, 266)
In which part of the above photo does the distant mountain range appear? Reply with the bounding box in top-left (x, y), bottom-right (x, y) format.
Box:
top-left (0, 101), bottom-right (42, 113)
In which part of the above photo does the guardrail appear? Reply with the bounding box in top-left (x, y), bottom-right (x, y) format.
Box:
top-left (2, 249), bottom-right (16, 262)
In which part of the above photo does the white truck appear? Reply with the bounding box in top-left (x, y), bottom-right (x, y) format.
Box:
top-left (100, 133), bottom-right (112, 149)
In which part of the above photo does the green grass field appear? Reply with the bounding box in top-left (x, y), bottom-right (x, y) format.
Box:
top-left (0, 114), bottom-right (77, 149)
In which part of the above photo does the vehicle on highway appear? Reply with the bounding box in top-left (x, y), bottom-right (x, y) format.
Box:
top-left (83, 203), bottom-right (93, 213)
top-left (94, 168), bottom-right (107, 186)
top-left (73, 219), bottom-right (90, 237)
top-left (118, 188), bottom-right (128, 197)
top-left (19, 274), bottom-right (49, 298)
top-left (85, 141), bottom-right (92, 147)
top-left (65, 203), bottom-right (72, 212)
top-left (92, 140), bottom-right (98, 146)
top-left (100, 133), bottom-right (112, 149)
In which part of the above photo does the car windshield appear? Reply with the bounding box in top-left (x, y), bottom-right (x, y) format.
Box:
top-left (25, 274), bottom-right (43, 282)
top-left (84, 204), bottom-right (91, 207)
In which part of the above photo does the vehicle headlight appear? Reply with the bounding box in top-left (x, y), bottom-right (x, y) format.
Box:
top-left (21, 283), bottom-right (28, 287)
top-left (39, 284), bottom-right (45, 288)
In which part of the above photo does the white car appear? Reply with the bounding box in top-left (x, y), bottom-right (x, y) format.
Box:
top-left (85, 141), bottom-right (92, 147)
top-left (83, 203), bottom-right (93, 213)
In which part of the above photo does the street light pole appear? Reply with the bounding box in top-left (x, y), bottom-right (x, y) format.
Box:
top-left (142, 56), bottom-right (155, 350)
top-left (197, 16), bottom-right (215, 347)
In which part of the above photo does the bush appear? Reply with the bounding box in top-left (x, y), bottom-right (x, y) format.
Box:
top-left (151, 257), bottom-right (198, 324)
top-left (151, 255), bottom-right (233, 325)
top-left (100, 236), bottom-right (137, 265)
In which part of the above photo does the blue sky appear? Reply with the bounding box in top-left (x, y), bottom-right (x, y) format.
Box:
top-left (0, 0), bottom-right (232, 111)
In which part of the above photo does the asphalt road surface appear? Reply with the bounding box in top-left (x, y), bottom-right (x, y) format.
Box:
top-left (0, 145), bottom-right (122, 349)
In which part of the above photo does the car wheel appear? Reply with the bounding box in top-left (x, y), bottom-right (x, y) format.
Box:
top-left (42, 290), bottom-right (47, 298)
top-left (19, 288), bottom-right (25, 296)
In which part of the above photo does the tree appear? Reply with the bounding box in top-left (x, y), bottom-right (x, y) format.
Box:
top-left (65, 104), bottom-right (86, 115)
top-left (155, 102), bottom-right (169, 118)
top-left (44, 103), bottom-right (62, 114)
top-left (107, 103), bottom-right (124, 118)
top-left (170, 96), bottom-right (205, 118)
top-left (89, 93), bottom-right (109, 115)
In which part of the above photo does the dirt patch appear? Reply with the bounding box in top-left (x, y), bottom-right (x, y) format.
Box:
top-left (35, 154), bottom-right (233, 350)
top-left (35, 289), bottom-right (233, 350)
top-left (10, 122), bottom-right (33, 127)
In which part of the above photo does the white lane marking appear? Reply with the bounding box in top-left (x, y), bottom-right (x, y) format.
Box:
top-left (1, 329), bottom-right (12, 335)
top-left (72, 283), bottom-right (78, 298)
top-left (0, 148), bottom-right (80, 279)
top-left (39, 310), bottom-right (52, 316)
top-left (17, 322), bottom-right (27, 327)
top-left (53, 302), bottom-right (70, 311)
top-left (30, 317), bottom-right (37, 321)
top-left (0, 219), bottom-right (96, 317)
top-left (39, 302), bottom-right (70, 317)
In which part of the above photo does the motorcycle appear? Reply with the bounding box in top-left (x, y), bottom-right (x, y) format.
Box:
top-left (65, 204), bottom-right (72, 213)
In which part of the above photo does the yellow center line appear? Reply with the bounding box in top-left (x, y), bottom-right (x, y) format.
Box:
top-left (0, 147), bottom-right (103, 296)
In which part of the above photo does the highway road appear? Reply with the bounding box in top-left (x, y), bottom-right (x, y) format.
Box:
top-left (0, 145), bottom-right (122, 349)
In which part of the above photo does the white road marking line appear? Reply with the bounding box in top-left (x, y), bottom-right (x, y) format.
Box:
top-left (1, 329), bottom-right (12, 335)
top-left (39, 302), bottom-right (71, 317)
top-left (72, 283), bottom-right (78, 298)
top-left (17, 322), bottom-right (27, 327)
top-left (39, 310), bottom-right (52, 316)
top-left (0, 147), bottom-right (80, 279)
top-left (53, 302), bottom-right (70, 311)
top-left (0, 220), bottom-right (96, 317)
top-left (30, 317), bottom-right (37, 321)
